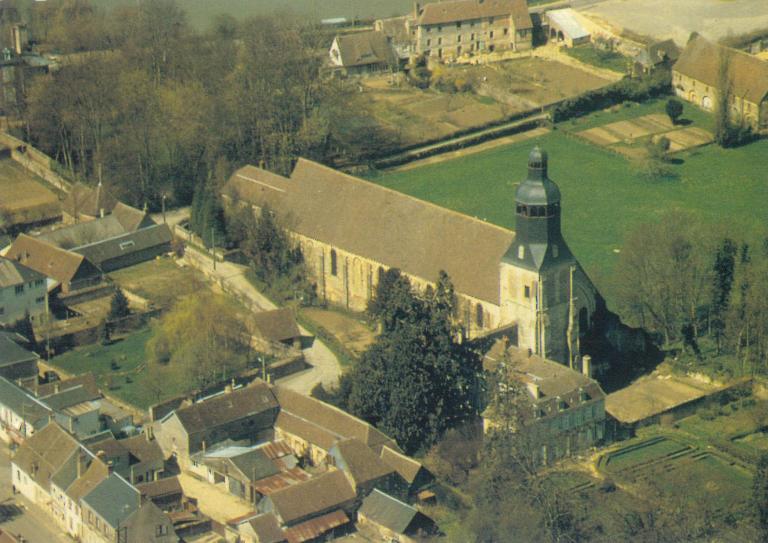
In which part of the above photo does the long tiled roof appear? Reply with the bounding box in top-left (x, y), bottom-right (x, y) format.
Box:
top-left (673, 34), bottom-right (768, 104)
top-left (0, 332), bottom-right (39, 368)
top-left (12, 423), bottom-right (79, 490)
top-left (358, 489), bottom-right (421, 534)
top-left (273, 386), bottom-right (399, 453)
top-left (417, 0), bottom-right (532, 29)
top-left (380, 445), bottom-right (426, 484)
top-left (6, 234), bottom-right (100, 285)
top-left (223, 159), bottom-right (515, 305)
top-left (73, 223), bottom-right (172, 267)
top-left (331, 438), bottom-right (394, 487)
top-left (62, 182), bottom-right (118, 218)
top-left (335, 31), bottom-right (393, 67)
top-left (251, 308), bottom-right (301, 343)
top-left (0, 376), bottom-right (51, 428)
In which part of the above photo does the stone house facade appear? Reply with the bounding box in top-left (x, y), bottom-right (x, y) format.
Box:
top-left (673, 34), bottom-right (768, 132)
top-left (222, 149), bottom-right (599, 365)
top-left (0, 257), bottom-right (47, 325)
top-left (412, 0), bottom-right (532, 61)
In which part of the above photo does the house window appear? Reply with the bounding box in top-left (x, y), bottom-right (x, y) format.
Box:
top-left (471, 33), bottom-right (475, 41)
top-left (330, 250), bottom-right (338, 276)
top-left (156, 525), bottom-right (168, 536)
top-left (35, 279), bottom-right (43, 287)
top-left (457, 45), bottom-right (462, 56)
top-left (426, 26), bottom-right (431, 33)
top-left (438, 37), bottom-right (442, 45)
top-left (36, 296), bottom-right (45, 304)
top-left (475, 304), bottom-right (484, 328)
top-left (490, 30), bottom-right (494, 39)
top-left (504, 28), bottom-right (509, 35)
top-left (0, 307), bottom-right (4, 316)
top-left (426, 39), bottom-right (431, 46)
top-left (437, 26), bottom-right (442, 32)
top-left (489, 17), bottom-right (495, 24)
top-left (524, 285), bottom-right (531, 298)
top-left (457, 34), bottom-right (462, 43)
top-left (15, 284), bottom-right (23, 295)
top-left (456, 22), bottom-right (462, 29)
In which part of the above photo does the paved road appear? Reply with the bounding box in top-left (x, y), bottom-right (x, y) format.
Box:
top-left (0, 445), bottom-right (72, 543)
top-left (181, 242), bottom-right (342, 396)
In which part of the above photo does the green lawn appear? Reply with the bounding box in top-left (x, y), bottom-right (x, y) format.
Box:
top-left (602, 437), bottom-right (690, 473)
top-left (50, 328), bottom-right (191, 409)
top-left (372, 99), bottom-right (768, 307)
top-left (563, 45), bottom-right (631, 74)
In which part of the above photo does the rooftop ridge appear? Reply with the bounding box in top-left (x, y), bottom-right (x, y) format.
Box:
top-left (293, 158), bottom-right (515, 236)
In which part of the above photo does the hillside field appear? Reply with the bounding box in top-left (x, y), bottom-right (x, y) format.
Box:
top-left (371, 100), bottom-right (768, 307)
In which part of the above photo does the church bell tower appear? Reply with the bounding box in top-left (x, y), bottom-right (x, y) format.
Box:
top-left (500, 147), bottom-right (595, 365)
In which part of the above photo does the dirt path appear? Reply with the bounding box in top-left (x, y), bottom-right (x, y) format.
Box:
top-left (388, 126), bottom-right (551, 172)
top-left (532, 43), bottom-right (625, 82)
top-left (181, 245), bottom-right (342, 395)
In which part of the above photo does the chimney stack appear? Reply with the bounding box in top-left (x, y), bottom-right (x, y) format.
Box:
top-left (145, 424), bottom-right (154, 441)
top-left (582, 355), bottom-right (592, 379)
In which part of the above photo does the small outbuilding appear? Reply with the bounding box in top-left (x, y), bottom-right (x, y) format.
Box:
top-left (358, 488), bottom-right (438, 542)
top-left (546, 9), bottom-right (590, 47)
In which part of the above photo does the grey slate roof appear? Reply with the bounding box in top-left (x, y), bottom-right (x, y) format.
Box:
top-left (73, 223), bottom-right (172, 267)
top-left (359, 489), bottom-right (421, 534)
top-left (37, 216), bottom-right (128, 250)
top-left (0, 376), bottom-right (51, 428)
top-left (0, 256), bottom-right (45, 288)
top-left (0, 332), bottom-right (39, 368)
top-left (82, 473), bottom-right (140, 529)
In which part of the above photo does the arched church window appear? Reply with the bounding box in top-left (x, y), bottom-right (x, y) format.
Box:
top-left (330, 250), bottom-right (338, 276)
top-left (476, 304), bottom-right (484, 328)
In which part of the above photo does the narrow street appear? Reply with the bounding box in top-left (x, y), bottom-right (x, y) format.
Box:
top-left (0, 446), bottom-right (72, 543)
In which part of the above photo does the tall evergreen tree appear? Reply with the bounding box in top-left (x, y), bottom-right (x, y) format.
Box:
top-left (109, 288), bottom-right (131, 320)
top-left (754, 454), bottom-right (768, 541)
top-left (711, 237), bottom-right (737, 353)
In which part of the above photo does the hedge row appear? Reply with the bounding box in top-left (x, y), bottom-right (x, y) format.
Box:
top-left (552, 71), bottom-right (672, 123)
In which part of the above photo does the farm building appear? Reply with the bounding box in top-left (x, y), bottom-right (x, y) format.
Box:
top-left (0, 331), bottom-right (39, 381)
top-left (411, 0), bottom-right (532, 61)
top-left (545, 9), bottom-right (590, 47)
top-left (222, 148), bottom-right (603, 365)
top-left (633, 39), bottom-right (680, 75)
top-left (250, 308), bottom-right (302, 349)
top-left (61, 181), bottom-right (119, 224)
top-left (357, 489), bottom-right (438, 542)
top-left (0, 256), bottom-right (47, 324)
top-left (673, 34), bottom-right (768, 132)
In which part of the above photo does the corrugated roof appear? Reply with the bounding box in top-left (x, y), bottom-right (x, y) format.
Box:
top-left (268, 469), bottom-right (355, 525)
top-left (0, 256), bottom-right (44, 288)
top-left (82, 473), bottom-right (140, 529)
top-left (223, 159), bottom-right (515, 305)
top-left (334, 31), bottom-right (394, 68)
top-left (284, 509), bottom-right (349, 543)
top-left (546, 9), bottom-right (590, 40)
top-left (359, 489), bottom-right (420, 534)
top-left (251, 308), bottom-right (301, 343)
top-left (252, 466), bottom-right (311, 495)
top-left (175, 381), bottom-right (278, 434)
top-left (417, 0), bottom-right (531, 29)
top-left (204, 447), bottom-right (279, 483)
top-left (673, 34), bottom-right (768, 104)
top-left (274, 385), bottom-right (399, 454)
top-left (256, 440), bottom-right (294, 460)
top-left (331, 438), bottom-right (394, 487)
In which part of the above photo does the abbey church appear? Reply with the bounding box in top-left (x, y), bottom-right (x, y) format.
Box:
top-left (223, 148), bottom-right (600, 366)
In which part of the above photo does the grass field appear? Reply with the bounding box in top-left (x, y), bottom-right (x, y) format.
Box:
top-left (563, 45), bottom-right (631, 74)
top-left (49, 327), bottom-right (192, 409)
top-left (372, 99), bottom-right (768, 305)
top-left (0, 158), bottom-right (60, 226)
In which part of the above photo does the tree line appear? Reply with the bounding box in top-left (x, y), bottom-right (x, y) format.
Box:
top-left (615, 212), bottom-right (768, 376)
top-left (20, 0), bottom-right (399, 212)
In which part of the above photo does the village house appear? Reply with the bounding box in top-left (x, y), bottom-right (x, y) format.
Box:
top-left (327, 438), bottom-right (397, 498)
top-left (6, 234), bottom-right (102, 294)
top-left (379, 444), bottom-right (434, 498)
top-left (411, 0), bottom-right (532, 61)
top-left (0, 256), bottom-right (47, 325)
top-left (482, 341), bottom-right (606, 464)
top-left (228, 512), bottom-right (287, 543)
top-left (673, 34), bottom-right (768, 132)
top-left (136, 476), bottom-right (184, 512)
top-left (251, 308), bottom-right (302, 350)
top-left (258, 469), bottom-right (355, 538)
top-left (357, 489), bottom-right (439, 542)
top-left (61, 181), bottom-right (119, 224)
top-left (0, 331), bottom-right (39, 382)
top-left (41, 382), bottom-right (102, 438)
top-left (86, 431), bottom-right (165, 484)
top-left (80, 473), bottom-right (178, 543)
top-left (11, 422), bottom-right (80, 505)
top-left (272, 385), bottom-right (400, 466)
top-left (155, 381), bottom-right (279, 470)
top-left (328, 31), bottom-right (397, 76)
top-left (223, 148), bottom-right (602, 365)
top-left (633, 39), bottom-right (680, 76)
top-left (0, 375), bottom-right (51, 444)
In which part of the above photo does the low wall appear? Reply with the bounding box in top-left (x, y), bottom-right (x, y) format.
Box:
top-left (0, 132), bottom-right (72, 193)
